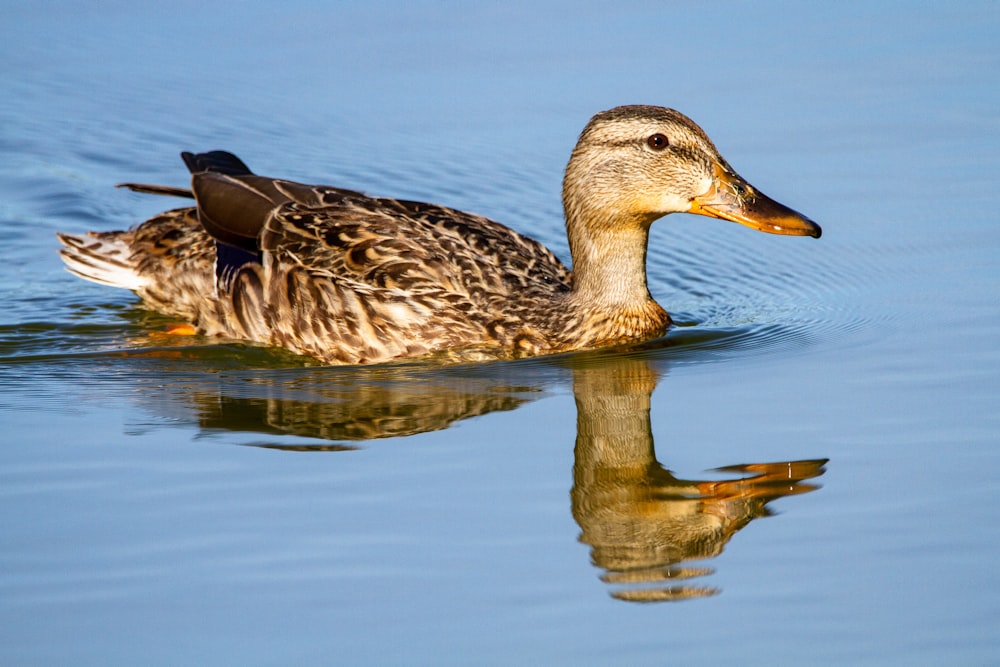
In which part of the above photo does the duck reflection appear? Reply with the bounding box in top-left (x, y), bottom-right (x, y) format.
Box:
top-left (135, 360), bottom-right (545, 448)
top-left (139, 352), bottom-right (825, 601)
top-left (187, 371), bottom-right (536, 447)
top-left (570, 358), bottom-right (826, 602)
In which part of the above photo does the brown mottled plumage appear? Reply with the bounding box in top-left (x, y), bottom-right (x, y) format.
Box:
top-left (57, 106), bottom-right (820, 365)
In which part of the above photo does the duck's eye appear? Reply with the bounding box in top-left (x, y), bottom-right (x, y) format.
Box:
top-left (646, 133), bottom-right (670, 150)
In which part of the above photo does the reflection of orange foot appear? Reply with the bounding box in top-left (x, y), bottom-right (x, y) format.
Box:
top-left (697, 459), bottom-right (828, 500)
top-left (164, 323), bottom-right (198, 336)
top-left (719, 459), bottom-right (828, 481)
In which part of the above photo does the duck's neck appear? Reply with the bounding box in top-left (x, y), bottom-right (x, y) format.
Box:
top-left (567, 215), bottom-right (654, 307)
top-left (563, 211), bottom-right (671, 341)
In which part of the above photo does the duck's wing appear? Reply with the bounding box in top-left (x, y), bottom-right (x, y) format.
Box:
top-left (181, 151), bottom-right (573, 302)
top-left (259, 195), bottom-right (572, 300)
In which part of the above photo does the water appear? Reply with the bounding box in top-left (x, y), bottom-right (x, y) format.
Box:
top-left (2, 1), bottom-right (999, 664)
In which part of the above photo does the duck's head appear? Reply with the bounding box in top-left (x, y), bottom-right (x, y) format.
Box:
top-left (562, 105), bottom-right (821, 239)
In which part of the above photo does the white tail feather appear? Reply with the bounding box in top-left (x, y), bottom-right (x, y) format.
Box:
top-left (56, 232), bottom-right (147, 291)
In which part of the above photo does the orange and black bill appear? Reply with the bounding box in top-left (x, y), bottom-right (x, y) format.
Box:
top-left (689, 162), bottom-right (821, 238)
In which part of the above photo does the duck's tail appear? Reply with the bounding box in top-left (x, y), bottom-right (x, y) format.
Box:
top-left (115, 183), bottom-right (193, 198)
top-left (56, 230), bottom-right (147, 291)
top-left (114, 150), bottom-right (253, 198)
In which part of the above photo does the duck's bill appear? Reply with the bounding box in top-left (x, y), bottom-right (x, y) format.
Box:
top-left (688, 163), bottom-right (821, 238)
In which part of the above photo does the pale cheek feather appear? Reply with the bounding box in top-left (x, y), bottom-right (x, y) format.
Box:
top-left (651, 192), bottom-right (692, 215)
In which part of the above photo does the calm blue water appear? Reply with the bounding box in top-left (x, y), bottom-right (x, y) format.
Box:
top-left (2, 1), bottom-right (999, 665)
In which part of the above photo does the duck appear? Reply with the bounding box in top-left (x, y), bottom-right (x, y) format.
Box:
top-left (57, 105), bottom-right (820, 365)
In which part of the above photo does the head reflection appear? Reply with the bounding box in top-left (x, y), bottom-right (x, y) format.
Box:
top-left (569, 357), bottom-right (826, 602)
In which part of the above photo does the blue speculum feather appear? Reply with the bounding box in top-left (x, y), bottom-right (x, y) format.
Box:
top-left (215, 241), bottom-right (261, 289)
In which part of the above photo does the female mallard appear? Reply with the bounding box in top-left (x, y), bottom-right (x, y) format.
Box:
top-left (58, 105), bottom-right (820, 365)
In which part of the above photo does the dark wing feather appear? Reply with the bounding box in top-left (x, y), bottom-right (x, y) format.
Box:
top-left (181, 150), bottom-right (253, 176)
top-left (183, 152), bottom-right (280, 282)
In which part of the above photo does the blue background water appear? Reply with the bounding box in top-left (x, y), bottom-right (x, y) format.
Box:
top-left (1, 1), bottom-right (998, 664)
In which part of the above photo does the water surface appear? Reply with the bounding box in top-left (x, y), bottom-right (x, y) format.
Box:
top-left (1, 2), bottom-right (998, 665)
